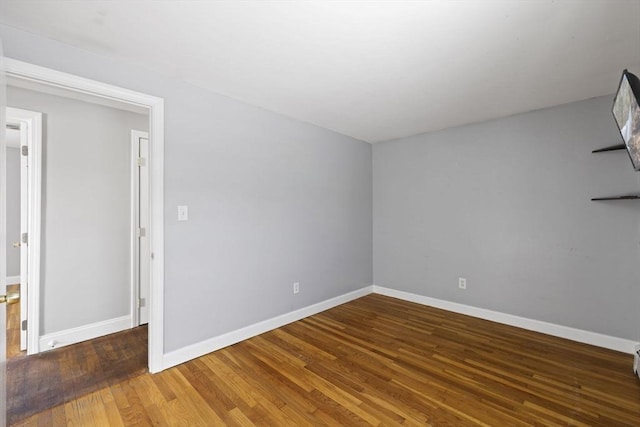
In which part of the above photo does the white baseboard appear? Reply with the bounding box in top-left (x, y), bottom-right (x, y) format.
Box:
top-left (162, 285), bottom-right (374, 370)
top-left (161, 283), bottom-right (637, 371)
top-left (373, 286), bottom-right (639, 354)
top-left (39, 315), bottom-right (131, 352)
top-left (6, 276), bottom-right (20, 285)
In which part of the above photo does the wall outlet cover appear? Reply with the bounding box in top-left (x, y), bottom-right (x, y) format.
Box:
top-left (178, 205), bottom-right (189, 221)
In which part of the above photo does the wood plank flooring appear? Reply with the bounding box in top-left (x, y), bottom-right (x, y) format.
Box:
top-left (7, 324), bottom-right (147, 425)
top-left (6, 284), bottom-right (24, 359)
top-left (11, 294), bottom-right (640, 426)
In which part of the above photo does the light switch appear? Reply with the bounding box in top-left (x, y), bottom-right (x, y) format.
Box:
top-left (178, 205), bottom-right (189, 221)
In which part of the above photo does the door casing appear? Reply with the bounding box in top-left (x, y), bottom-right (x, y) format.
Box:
top-left (3, 58), bottom-right (166, 373)
top-left (131, 130), bottom-right (150, 326)
top-left (6, 107), bottom-right (41, 356)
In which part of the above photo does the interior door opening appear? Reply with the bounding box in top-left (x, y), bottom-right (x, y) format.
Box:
top-left (4, 111), bottom-right (150, 361)
top-left (1, 55), bottom-right (165, 425)
top-left (4, 123), bottom-right (24, 359)
top-left (3, 57), bottom-right (165, 376)
top-left (4, 93), bottom-right (150, 359)
top-left (4, 105), bottom-right (152, 423)
top-left (4, 107), bottom-right (42, 358)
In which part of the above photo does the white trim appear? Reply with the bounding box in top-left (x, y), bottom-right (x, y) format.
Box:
top-left (373, 286), bottom-right (639, 354)
top-left (163, 283), bottom-right (638, 369)
top-left (8, 76), bottom-right (148, 115)
top-left (1, 60), bottom-right (6, 293)
top-left (4, 58), bottom-right (165, 373)
top-left (19, 118), bottom-right (27, 351)
top-left (6, 107), bottom-right (41, 356)
top-left (1, 56), bottom-right (6, 427)
top-left (130, 132), bottom-right (138, 328)
top-left (130, 130), bottom-right (150, 328)
top-left (148, 101), bottom-right (164, 373)
top-left (4, 59), bottom-right (154, 110)
top-left (5, 276), bottom-right (19, 286)
top-left (162, 285), bottom-right (374, 370)
top-left (38, 315), bottom-right (131, 352)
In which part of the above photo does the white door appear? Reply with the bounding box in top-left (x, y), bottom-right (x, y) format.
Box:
top-left (1, 35), bottom-right (9, 427)
top-left (2, 124), bottom-right (24, 351)
top-left (6, 108), bottom-right (42, 357)
top-left (18, 125), bottom-right (27, 351)
top-left (132, 130), bottom-right (150, 325)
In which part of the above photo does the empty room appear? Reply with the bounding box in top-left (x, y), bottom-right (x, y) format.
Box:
top-left (1, 0), bottom-right (640, 425)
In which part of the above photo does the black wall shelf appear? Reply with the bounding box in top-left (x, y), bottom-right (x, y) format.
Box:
top-left (592, 144), bottom-right (625, 153)
top-left (591, 143), bottom-right (640, 200)
top-left (591, 195), bottom-right (640, 201)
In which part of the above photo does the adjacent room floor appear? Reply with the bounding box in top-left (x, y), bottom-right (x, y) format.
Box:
top-left (8, 293), bottom-right (640, 426)
top-left (6, 284), bottom-right (24, 360)
top-left (5, 288), bottom-right (148, 425)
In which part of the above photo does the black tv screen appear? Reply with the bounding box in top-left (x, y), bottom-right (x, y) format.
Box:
top-left (612, 69), bottom-right (640, 170)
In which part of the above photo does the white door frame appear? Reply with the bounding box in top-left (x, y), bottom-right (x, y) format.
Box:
top-left (1, 41), bottom-right (7, 427)
top-left (131, 130), bottom-right (150, 327)
top-left (3, 58), bottom-right (166, 373)
top-left (6, 107), bottom-right (42, 355)
top-left (18, 122), bottom-right (27, 352)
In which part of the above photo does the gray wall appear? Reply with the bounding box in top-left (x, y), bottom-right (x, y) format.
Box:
top-left (0, 25), bottom-right (373, 352)
top-left (6, 146), bottom-right (20, 278)
top-left (7, 87), bottom-right (148, 335)
top-left (374, 96), bottom-right (640, 341)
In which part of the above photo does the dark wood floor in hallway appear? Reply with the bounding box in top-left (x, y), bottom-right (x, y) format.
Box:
top-left (7, 323), bottom-right (147, 425)
top-left (10, 294), bottom-right (640, 426)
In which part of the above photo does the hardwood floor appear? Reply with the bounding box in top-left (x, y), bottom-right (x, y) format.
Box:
top-left (6, 284), bottom-right (24, 359)
top-left (7, 324), bottom-right (147, 425)
top-left (11, 294), bottom-right (640, 426)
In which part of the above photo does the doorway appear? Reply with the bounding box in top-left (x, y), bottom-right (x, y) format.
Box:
top-left (2, 58), bottom-right (165, 373)
top-left (4, 109), bottom-right (152, 359)
top-left (4, 124), bottom-right (22, 359)
top-left (4, 108), bottom-right (151, 421)
top-left (4, 107), bottom-right (41, 358)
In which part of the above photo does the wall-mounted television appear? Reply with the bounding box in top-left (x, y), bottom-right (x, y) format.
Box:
top-left (612, 69), bottom-right (640, 170)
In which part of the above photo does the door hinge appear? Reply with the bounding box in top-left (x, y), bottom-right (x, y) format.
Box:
top-left (21, 319), bottom-right (27, 331)
top-left (137, 228), bottom-right (146, 238)
top-left (137, 157), bottom-right (146, 167)
top-left (21, 232), bottom-right (28, 244)
top-left (21, 145), bottom-right (28, 156)
top-left (137, 298), bottom-right (146, 308)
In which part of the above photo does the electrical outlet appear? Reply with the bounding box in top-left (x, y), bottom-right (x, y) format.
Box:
top-left (458, 277), bottom-right (467, 290)
top-left (293, 282), bottom-right (300, 294)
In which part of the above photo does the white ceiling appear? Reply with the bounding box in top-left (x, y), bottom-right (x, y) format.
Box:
top-left (0, 0), bottom-right (639, 143)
